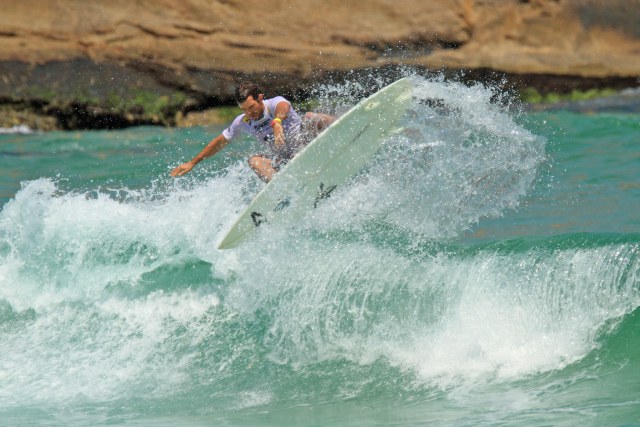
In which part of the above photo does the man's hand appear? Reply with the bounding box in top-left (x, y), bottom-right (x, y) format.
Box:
top-left (170, 161), bottom-right (195, 177)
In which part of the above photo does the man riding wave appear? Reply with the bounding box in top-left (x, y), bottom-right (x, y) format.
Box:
top-left (170, 82), bottom-right (334, 182)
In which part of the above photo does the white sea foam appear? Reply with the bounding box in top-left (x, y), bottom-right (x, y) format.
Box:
top-left (0, 125), bottom-right (33, 134)
top-left (229, 236), bottom-right (640, 391)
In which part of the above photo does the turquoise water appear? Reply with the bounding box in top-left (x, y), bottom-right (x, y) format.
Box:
top-left (1, 75), bottom-right (639, 426)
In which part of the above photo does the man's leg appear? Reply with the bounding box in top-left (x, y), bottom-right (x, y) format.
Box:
top-left (304, 112), bottom-right (336, 136)
top-left (248, 155), bottom-right (277, 182)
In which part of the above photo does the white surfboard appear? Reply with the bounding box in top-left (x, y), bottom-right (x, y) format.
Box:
top-left (217, 77), bottom-right (413, 249)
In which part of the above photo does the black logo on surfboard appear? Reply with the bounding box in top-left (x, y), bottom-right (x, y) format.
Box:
top-left (274, 197), bottom-right (291, 211)
top-left (251, 212), bottom-right (266, 227)
top-left (314, 183), bottom-right (337, 208)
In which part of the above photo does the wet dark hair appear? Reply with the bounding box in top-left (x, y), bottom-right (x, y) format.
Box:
top-left (234, 82), bottom-right (261, 104)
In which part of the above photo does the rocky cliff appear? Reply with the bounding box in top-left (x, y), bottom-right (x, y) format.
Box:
top-left (1, 0), bottom-right (639, 129)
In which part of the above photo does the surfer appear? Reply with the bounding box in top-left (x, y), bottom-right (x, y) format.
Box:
top-left (170, 82), bottom-right (334, 182)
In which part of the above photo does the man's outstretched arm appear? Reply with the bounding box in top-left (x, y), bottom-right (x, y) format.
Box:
top-left (170, 134), bottom-right (230, 177)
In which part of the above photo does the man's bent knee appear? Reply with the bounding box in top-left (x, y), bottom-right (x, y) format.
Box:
top-left (248, 155), bottom-right (276, 182)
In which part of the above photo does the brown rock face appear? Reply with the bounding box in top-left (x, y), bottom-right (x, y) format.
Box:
top-left (0, 0), bottom-right (638, 128)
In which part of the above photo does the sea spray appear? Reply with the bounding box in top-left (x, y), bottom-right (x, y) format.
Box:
top-left (299, 75), bottom-right (546, 241)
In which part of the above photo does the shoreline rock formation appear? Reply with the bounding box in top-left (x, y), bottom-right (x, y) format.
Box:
top-left (1, 0), bottom-right (639, 130)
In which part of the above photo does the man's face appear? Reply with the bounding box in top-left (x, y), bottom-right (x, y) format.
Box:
top-left (239, 94), bottom-right (264, 121)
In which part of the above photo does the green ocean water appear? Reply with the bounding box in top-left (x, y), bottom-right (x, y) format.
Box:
top-left (0, 76), bottom-right (639, 426)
